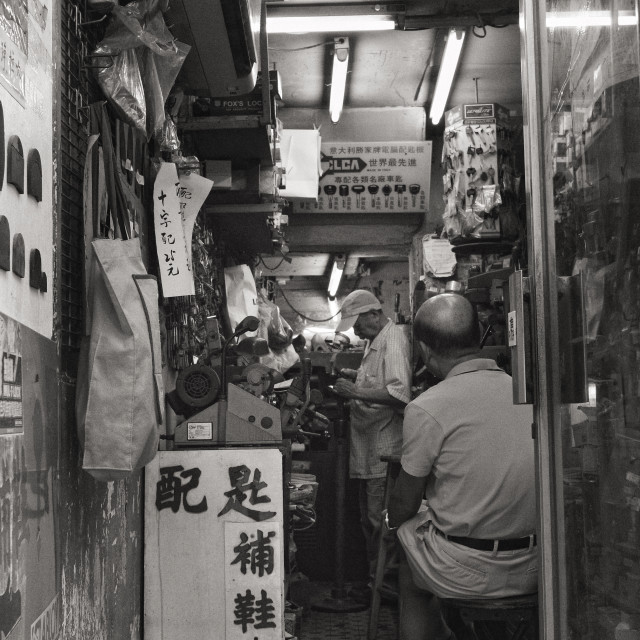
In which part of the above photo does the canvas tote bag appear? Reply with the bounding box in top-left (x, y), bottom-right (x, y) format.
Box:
top-left (76, 238), bottom-right (164, 481)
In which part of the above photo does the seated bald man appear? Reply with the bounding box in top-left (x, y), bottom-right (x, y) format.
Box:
top-left (387, 293), bottom-right (537, 640)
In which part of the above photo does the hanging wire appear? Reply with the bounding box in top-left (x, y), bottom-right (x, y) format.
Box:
top-left (274, 283), bottom-right (342, 323)
top-left (259, 255), bottom-right (288, 271)
top-left (268, 40), bottom-right (335, 53)
top-left (472, 12), bottom-right (487, 38)
top-left (273, 274), bottom-right (364, 323)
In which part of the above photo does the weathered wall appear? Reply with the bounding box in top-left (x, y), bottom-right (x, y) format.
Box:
top-left (0, 0), bottom-right (143, 638)
top-left (0, 314), bottom-right (143, 640)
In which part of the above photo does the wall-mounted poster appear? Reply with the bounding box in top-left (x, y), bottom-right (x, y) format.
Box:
top-left (0, 312), bottom-right (22, 434)
top-left (292, 141), bottom-right (432, 214)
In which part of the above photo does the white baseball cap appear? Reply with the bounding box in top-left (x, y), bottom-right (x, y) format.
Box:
top-left (336, 290), bottom-right (382, 333)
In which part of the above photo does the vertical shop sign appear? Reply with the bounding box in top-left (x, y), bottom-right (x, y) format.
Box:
top-left (225, 522), bottom-right (282, 640)
top-left (293, 141), bottom-right (432, 214)
top-left (145, 449), bottom-right (285, 640)
top-left (0, 313), bottom-right (22, 434)
top-left (153, 163), bottom-right (213, 298)
top-left (0, 0), bottom-right (27, 105)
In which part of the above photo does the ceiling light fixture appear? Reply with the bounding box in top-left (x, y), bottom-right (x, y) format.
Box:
top-left (329, 37), bottom-right (349, 124)
top-left (328, 254), bottom-right (346, 298)
top-left (266, 3), bottom-right (402, 34)
top-left (429, 28), bottom-right (466, 126)
top-left (546, 10), bottom-right (638, 28)
top-left (267, 13), bottom-right (396, 34)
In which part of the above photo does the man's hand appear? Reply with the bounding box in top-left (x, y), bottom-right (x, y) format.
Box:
top-left (338, 368), bottom-right (358, 380)
top-left (333, 378), bottom-right (359, 399)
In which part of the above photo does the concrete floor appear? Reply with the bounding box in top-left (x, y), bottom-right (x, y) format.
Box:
top-left (291, 581), bottom-right (399, 640)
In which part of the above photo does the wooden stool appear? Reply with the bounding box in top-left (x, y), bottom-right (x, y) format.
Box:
top-left (440, 593), bottom-right (539, 640)
top-left (367, 454), bottom-right (402, 640)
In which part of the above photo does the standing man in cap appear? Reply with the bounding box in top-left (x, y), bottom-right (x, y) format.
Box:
top-left (333, 289), bottom-right (412, 602)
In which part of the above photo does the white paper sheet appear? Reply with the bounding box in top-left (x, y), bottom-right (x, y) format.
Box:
top-left (422, 235), bottom-right (457, 277)
top-left (280, 129), bottom-right (322, 199)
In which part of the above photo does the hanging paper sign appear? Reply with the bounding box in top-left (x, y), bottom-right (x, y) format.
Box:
top-left (153, 163), bottom-right (213, 298)
top-left (292, 141), bottom-right (432, 214)
top-left (154, 162), bottom-right (194, 297)
top-left (176, 170), bottom-right (213, 271)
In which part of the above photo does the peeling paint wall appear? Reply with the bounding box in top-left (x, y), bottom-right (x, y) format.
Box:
top-left (0, 315), bottom-right (143, 640)
top-left (0, 0), bottom-right (144, 633)
top-left (57, 382), bottom-right (143, 640)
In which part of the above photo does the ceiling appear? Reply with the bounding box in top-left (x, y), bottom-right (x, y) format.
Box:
top-left (259, 1), bottom-right (524, 282)
top-left (266, 0), bottom-right (523, 114)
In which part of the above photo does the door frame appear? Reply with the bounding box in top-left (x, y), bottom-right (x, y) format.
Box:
top-left (519, 1), bottom-right (567, 637)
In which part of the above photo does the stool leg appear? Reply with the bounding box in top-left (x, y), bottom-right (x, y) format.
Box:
top-left (367, 464), bottom-right (394, 640)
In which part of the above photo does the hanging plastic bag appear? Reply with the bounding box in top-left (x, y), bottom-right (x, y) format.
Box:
top-left (224, 265), bottom-right (259, 335)
top-left (255, 291), bottom-right (299, 373)
top-left (92, 0), bottom-right (189, 138)
top-left (95, 47), bottom-right (147, 133)
top-left (257, 289), bottom-right (294, 350)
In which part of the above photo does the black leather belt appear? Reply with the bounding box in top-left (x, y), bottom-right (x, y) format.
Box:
top-left (436, 529), bottom-right (536, 552)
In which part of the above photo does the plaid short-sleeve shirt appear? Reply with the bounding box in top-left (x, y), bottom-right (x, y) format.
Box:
top-left (348, 320), bottom-right (412, 479)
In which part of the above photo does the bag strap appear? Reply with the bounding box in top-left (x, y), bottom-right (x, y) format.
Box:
top-left (89, 101), bottom-right (131, 240)
top-left (133, 273), bottom-right (163, 425)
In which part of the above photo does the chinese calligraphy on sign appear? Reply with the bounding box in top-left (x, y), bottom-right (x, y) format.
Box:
top-left (225, 522), bottom-right (282, 640)
top-left (218, 465), bottom-right (276, 522)
top-left (145, 449), bottom-right (284, 640)
top-left (292, 141), bottom-right (432, 214)
top-left (232, 588), bottom-right (277, 633)
top-left (231, 530), bottom-right (276, 577)
top-left (153, 163), bottom-right (213, 298)
top-left (155, 465), bottom-right (208, 514)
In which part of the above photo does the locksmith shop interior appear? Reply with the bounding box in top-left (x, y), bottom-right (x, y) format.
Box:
top-left (1, 1), bottom-right (640, 639)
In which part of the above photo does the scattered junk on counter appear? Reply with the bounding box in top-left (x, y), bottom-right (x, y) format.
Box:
top-left (166, 313), bottom-right (331, 448)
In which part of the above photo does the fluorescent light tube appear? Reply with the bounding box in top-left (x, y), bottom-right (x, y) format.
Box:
top-left (267, 14), bottom-right (396, 34)
top-left (546, 10), bottom-right (638, 28)
top-left (328, 257), bottom-right (345, 298)
top-left (429, 29), bottom-right (466, 126)
top-left (330, 38), bottom-right (349, 124)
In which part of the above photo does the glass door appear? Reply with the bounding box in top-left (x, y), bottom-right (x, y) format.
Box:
top-left (520, 1), bottom-right (640, 638)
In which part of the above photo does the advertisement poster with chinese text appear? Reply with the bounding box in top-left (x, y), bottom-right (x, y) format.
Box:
top-left (292, 141), bottom-right (432, 214)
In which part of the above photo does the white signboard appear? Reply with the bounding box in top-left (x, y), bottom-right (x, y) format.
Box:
top-left (292, 140), bottom-right (432, 214)
top-left (144, 449), bottom-right (285, 640)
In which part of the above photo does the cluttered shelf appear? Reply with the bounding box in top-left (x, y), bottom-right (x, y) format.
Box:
top-left (202, 202), bottom-right (284, 256)
top-left (179, 115), bottom-right (276, 166)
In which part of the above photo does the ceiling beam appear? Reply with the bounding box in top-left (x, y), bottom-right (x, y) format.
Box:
top-left (286, 219), bottom-right (421, 255)
top-left (266, 1), bottom-right (519, 31)
top-left (403, 12), bottom-right (519, 30)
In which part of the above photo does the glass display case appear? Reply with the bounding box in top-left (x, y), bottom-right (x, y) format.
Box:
top-left (521, 1), bottom-right (640, 637)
